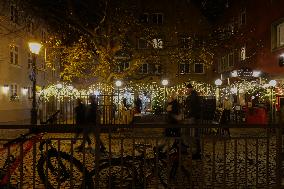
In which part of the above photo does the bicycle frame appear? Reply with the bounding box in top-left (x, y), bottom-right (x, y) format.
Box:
top-left (0, 133), bottom-right (44, 187)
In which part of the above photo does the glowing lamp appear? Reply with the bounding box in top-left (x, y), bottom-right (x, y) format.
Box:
top-left (214, 79), bottom-right (222, 86)
top-left (161, 79), bottom-right (169, 86)
top-left (28, 42), bottom-right (42, 55)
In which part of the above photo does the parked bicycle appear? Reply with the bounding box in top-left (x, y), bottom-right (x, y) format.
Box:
top-left (37, 138), bottom-right (191, 188)
top-left (0, 132), bottom-right (44, 189)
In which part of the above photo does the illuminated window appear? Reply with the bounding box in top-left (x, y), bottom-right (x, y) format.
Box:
top-left (152, 38), bottom-right (163, 49)
top-left (240, 46), bottom-right (246, 61)
top-left (10, 45), bottom-right (19, 65)
top-left (179, 62), bottom-right (190, 74)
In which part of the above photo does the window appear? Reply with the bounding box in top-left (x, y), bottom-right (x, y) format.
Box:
top-left (10, 5), bottom-right (18, 24)
top-left (179, 62), bottom-right (190, 74)
top-left (277, 22), bottom-right (284, 47)
top-left (140, 13), bottom-right (149, 23)
top-left (228, 52), bottom-right (234, 67)
top-left (138, 38), bottom-right (148, 49)
top-left (240, 9), bottom-right (246, 25)
top-left (139, 63), bottom-right (148, 74)
top-left (10, 45), bottom-right (19, 65)
top-left (10, 84), bottom-right (18, 97)
top-left (28, 52), bottom-right (32, 68)
top-left (240, 46), bottom-right (246, 61)
top-left (118, 61), bottom-right (130, 72)
top-left (152, 38), bottom-right (163, 49)
top-left (154, 64), bottom-right (162, 75)
top-left (271, 19), bottom-right (284, 50)
top-left (152, 13), bottom-right (163, 24)
top-left (194, 63), bottom-right (204, 74)
top-left (180, 37), bottom-right (191, 49)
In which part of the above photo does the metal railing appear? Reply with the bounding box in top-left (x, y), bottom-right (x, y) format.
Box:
top-left (0, 124), bottom-right (283, 188)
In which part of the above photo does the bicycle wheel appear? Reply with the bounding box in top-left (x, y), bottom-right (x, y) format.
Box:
top-left (89, 158), bottom-right (136, 188)
top-left (37, 149), bottom-right (93, 189)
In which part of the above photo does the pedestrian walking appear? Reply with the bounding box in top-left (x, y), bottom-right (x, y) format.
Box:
top-left (223, 97), bottom-right (232, 123)
top-left (134, 96), bottom-right (142, 114)
top-left (76, 95), bottom-right (106, 153)
top-left (165, 92), bottom-right (181, 137)
top-left (183, 83), bottom-right (202, 159)
top-left (72, 98), bottom-right (90, 147)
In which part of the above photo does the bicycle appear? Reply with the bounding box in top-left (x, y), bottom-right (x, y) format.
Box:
top-left (0, 132), bottom-right (44, 189)
top-left (37, 138), bottom-right (191, 188)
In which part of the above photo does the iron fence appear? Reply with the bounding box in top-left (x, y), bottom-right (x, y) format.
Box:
top-left (0, 124), bottom-right (283, 188)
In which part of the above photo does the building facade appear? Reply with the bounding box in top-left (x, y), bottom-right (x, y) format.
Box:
top-left (114, 0), bottom-right (213, 87)
top-left (214, 0), bottom-right (284, 82)
top-left (0, 1), bottom-right (60, 123)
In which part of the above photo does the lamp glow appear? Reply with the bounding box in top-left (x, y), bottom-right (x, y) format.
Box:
top-left (2, 85), bottom-right (9, 94)
top-left (28, 42), bottom-right (42, 55)
top-left (231, 70), bottom-right (237, 77)
top-left (161, 79), bottom-right (169, 86)
top-left (214, 79), bottom-right (222, 86)
top-left (252, 70), bottom-right (261, 77)
top-left (115, 80), bottom-right (122, 87)
top-left (56, 83), bottom-right (63, 89)
top-left (22, 87), bottom-right (28, 95)
top-left (269, 80), bottom-right (277, 87)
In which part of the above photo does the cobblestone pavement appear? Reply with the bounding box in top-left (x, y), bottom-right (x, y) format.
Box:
top-left (0, 127), bottom-right (279, 188)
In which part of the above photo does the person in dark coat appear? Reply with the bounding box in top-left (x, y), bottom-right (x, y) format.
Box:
top-left (76, 95), bottom-right (106, 153)
top-left (73, 98), bottom-right (91, 146)
top-left (134, 97), bottom-right (142, 114)
top-left (184, 83), bottom-right (202, 159)
top-left (165, 93), bottom-right (181, 137)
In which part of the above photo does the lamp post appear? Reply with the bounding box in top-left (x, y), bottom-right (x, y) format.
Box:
top-left (28, 42), bottom-right (42, 125)
top-left (215, 79), bottom-right (222, 107)
top-left (115, 80), bottom-right (122, 122)
top-left (161, 79), bottom-right (169, 113)
top-left (269, 79), bottom-right (277, 123)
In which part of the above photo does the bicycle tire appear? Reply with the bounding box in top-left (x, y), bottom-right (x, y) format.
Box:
top-left (37, 149), bottom-right (93, 189)
top-left (88, 158), bottom-right (136, 189)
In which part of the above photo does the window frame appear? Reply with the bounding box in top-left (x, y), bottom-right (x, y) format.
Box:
top-left (151, 13), bottom-right (163, 24)
top-left (179, 62), bottom-right (190, 74)
top-left (139, 63), bottom-right (148, 74)
top-left (10, 45), bottom-right (19, 65)
top-left (194, 63), bottom-right (204, 74)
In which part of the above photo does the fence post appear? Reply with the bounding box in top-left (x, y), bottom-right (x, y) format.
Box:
top-left (276, 125), bottom-right (282, 187)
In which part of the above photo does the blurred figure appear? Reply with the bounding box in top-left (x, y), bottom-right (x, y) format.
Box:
top-left (223, 97), bottom-right (232, 123)
top-left (134, 96), bottom-right (142, 114)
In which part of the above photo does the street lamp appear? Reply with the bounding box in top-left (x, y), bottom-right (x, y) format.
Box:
top-left (215, 79), bottom-right (222, 107)
top-left (115, 80), bottom-right (122, 123)
top-left (28, 42), bottom-right (42, 125)
top-left (161, 79), bottom-right (169, 113)
top-left (269, 79), bottom-right (277, 123)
